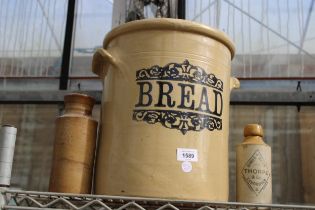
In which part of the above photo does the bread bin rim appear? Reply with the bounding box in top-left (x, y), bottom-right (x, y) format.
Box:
top-left (103, 18), bottom-right (235, 59)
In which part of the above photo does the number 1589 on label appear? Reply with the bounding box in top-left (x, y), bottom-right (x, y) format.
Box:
top-left (177, 148), bottom-right (198, 162)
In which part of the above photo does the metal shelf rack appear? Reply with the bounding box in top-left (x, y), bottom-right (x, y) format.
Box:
top-left (1, 188), bottom-right (315, 210)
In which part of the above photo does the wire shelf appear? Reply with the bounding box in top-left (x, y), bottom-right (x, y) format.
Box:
top-left (1, 188), bottom-right (315, 210)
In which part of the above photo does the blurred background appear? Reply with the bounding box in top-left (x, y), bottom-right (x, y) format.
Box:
top-left (0, 0), bottom-right (314, 204)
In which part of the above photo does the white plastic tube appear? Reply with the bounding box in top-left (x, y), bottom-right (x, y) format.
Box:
top-left (0, 125), bottom-right (17, 187)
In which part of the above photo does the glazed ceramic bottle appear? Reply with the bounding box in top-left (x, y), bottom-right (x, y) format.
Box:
top-left (236, 124), bottom-right (272, 203)
top-left (0, 125), bottom-right (17, 187)
top-left (49, 93), bottom-right (98, 194)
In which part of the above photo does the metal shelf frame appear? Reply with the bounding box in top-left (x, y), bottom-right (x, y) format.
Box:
top-left (1, 188), bottom-right (315, 210)
top-left (0, 89), bottom-right (314, 106)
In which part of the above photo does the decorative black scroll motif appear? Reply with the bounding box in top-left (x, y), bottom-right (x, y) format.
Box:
top-left (133, 110), bottom-right (222, 135)
top-left (136, 60), bottom-right (223, 91)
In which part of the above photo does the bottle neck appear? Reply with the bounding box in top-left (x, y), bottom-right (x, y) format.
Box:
top-left (64, 103), bottom-right (92, 116)
top-left (243, 136), bottom-right (265, 145)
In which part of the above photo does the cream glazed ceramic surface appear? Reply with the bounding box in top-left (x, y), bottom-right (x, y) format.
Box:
top-left (92, 18), bottom-right (240, 201)
top-left (236, 124), bottom-right (272, 203)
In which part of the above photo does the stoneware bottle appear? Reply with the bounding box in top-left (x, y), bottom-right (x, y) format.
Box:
top-left (49, 93), bottom-right (98, 194)
top-left (0, 125), bottom-right (17, 187)
top-left (236, 124), bottom-right (272, 203)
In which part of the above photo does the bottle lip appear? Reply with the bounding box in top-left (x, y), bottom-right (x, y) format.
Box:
top-left (244, 124), bottom-right (264, 137)
top-left (1, 124), bottom-right (17, 134)
top-left (64, 93), bottom-right (95, 107)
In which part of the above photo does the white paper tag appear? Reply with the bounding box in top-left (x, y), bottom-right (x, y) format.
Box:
top-left (177, 148), bottom-right (198, 162)
top-left (181, 161), bottom-right (192, 173)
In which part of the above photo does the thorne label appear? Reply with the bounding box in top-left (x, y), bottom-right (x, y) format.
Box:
top-left (241, 150), bottom-right (271, 196)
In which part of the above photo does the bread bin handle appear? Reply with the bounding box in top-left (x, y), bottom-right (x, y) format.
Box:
top-left (230, 77), bottom-right (240, 91)
top-left (92, 48), bottom-right (116, 78)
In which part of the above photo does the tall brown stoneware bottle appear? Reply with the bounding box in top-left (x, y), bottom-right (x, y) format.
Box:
top-left (49, 93), bottom-right (98, 194)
